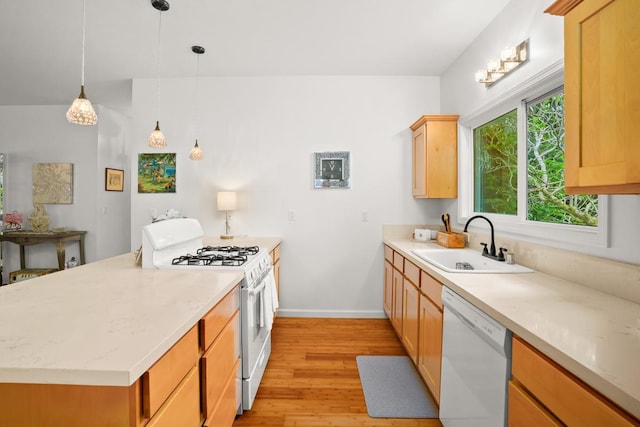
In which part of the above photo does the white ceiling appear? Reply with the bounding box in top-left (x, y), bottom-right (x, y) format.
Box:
top-left (0, 0), bottom-right (510, 107)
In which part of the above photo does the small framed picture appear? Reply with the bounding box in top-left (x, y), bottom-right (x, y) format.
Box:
top-left (314, 151), bottom-right (350, 188)
top-left (105, 168), bottom-right (124, 192)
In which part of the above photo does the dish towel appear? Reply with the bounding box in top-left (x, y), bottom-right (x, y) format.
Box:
top-left (262, 266), bottom-right (279, 331)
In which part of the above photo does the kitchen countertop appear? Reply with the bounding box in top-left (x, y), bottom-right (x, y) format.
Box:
top-left (0, 252), bottom-right (244, 387)
top-left (385, 238), bottom-right (640, 420)
top-left (0, 237), bottom-right (281, 387)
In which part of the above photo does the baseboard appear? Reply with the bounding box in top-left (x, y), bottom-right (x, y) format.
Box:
top-left (276, 308), bottom-right (387, 319)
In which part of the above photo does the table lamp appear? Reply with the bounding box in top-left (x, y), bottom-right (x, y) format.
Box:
top-left (217, 191), bottom-right (237, 239)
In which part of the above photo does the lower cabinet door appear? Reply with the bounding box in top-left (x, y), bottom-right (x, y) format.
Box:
top-left (202, 312), bottom-right (239, 417)
top-left (418, 292), bottom-right (442, 405)
top-left (146, 365), bottom-right (201, 427)
top-left (391, 268), bottom-right (403, 334)
top-left (402, 278), bottom-right (419, 364)
top-left (204, 359), bottom-right (240, 427)
top-left (143, 325), bottom-right (199, 419)
top-left (384, 260), bottom-right (393, 317)
top-left (508, 381), bottom-right (561, 427)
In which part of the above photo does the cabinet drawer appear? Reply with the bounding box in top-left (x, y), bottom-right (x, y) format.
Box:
top-left (508, 381), bottom-right (561, 427)
top-left (201, 286), bottom-right (239, 351)
top-left (143, 325), bottom-right (199, 419)
top-left (393, 251), bottom-right (404, 271)
top-left (512, 337), bottom-right (638, 426)
top-left (204, 359), bottom-right (240, 427)
top-left (202, 311), bottom-right (239, 417)
top-left (384, 245), bottom-right (393, 262)
top-left (420, 270), bottom-right (442, 310)
top-left (404, 259), bottom-right (420, 286)
top-left (146, 365), bottom-right (200, 427)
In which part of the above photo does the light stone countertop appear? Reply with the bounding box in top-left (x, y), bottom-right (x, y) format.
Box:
top-left (385, 238), bottom-right (640, 420)
top-left (0, 236), bottom-right (281, 388)
top-left (0, 252), bottom-right (244, 387)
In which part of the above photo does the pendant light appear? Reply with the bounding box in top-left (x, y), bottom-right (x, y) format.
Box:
top-left (66, 0), bottom-right (98, 125)
top-left (189, 45), bottom-right (205, 160)
top-left (148, 0), bottom-right (170, 148)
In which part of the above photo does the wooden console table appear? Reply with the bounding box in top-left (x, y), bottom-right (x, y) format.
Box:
top-left (0, 230), bottom-right (87, 271)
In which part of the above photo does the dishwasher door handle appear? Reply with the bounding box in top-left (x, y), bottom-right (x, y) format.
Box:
top-left (448, 306), bottom-right (479, 334)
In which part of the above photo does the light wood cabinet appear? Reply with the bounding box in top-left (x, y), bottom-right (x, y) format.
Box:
top-left (410, 115), bottom-right (459, 198)
top-left (145, 365), bottom-right (201, 427)
top-left (204, 359), bottom-right (241, 427)
top-left (200, 286), bottom-right (241, 427)
top-left (0, 285), bottom-right (242, 427)
top-left (391, 267), bottom-right (404, 335)
top-left (382, 246), bottom-right (444, 405)
top-left (401, 275), bottom-right (420, 364)
top-left (508, 381), bottom-right (562, 427)
top-left (510, 336), bottom-right (640, 426)
top-left (545, 0), bottom-right (640, 194)
top-left (417, 271), bottom-right (443, 405)
top-left (143, 325), bottom-right (200, 419)
top-left (383, 260), bottom-right (393, 317)
top-left (270, 244), bottom-right (281, 306)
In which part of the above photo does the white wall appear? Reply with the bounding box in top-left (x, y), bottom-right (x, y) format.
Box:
top-left (439, 0), bottom-right (640, 265)
top-left (130, 76), bottom-right (445, 317)
top-left (0, 105), bottom-right (131, 277)
top-left (95, 106), bottom-right (132, 261)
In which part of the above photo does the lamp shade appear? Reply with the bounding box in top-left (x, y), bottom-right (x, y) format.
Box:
top-left (217, 191), bottom-right (237, 211)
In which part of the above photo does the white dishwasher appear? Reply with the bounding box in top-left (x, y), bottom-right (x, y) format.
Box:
top-left (439, 286), bottom-right (512, 427)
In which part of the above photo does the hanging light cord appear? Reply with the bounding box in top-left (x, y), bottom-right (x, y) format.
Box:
top-left (196, 53), bottom-right (201, 138)
top-left (80, 0), bottom-right (87, 86)
top-left (156, 10), bottom-right (162, 121)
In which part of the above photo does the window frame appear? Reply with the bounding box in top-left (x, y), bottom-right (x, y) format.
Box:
top-left (458, 62), bottom-right (609, 248)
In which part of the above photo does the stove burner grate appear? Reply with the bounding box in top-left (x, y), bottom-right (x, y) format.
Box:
top-left (197, 245), bottom-right (259, 257)
top-left (171, 253), bottom-right (249, 266)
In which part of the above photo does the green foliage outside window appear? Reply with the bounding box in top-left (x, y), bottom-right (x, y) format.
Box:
top-left (527, 93), bottom-right (597, 226)
top-left (473, 110), bottom-right (518, 215)
top-left (473, 91), bottom-right (597, 227)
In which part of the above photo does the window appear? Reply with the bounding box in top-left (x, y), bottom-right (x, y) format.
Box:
top-left (459, 64), bottom-right (607, 248)
top-left (526, 91), bottom-right (598, 226)
top-left (473, 110), bottom-right (517, 215)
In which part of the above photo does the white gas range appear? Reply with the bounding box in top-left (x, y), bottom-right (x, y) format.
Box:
top-left (141, 218), bottom-right (277, 412)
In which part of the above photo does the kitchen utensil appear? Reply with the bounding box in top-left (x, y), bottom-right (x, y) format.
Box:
top-left (442, 214), bottom-right (451, 233)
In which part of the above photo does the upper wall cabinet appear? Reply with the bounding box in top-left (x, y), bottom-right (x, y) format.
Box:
top-left (546, 0), bottom-right (640, 194)
top-left (410, 115), bottom-right (459, 198)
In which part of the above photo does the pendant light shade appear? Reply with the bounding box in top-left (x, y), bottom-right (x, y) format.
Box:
top-left (149, 121), bottom-right (166, 148)
top-left (148, 0), bottom-right (169, 148)
top-left (189, 45), bottom-right (205, 160)
top-left (189, 140), bottom-right (203, 160)
top-left (67, 0), bottom-right (97, 125)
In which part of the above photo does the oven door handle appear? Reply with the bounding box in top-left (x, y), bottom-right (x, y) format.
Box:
top-left (248, 280), bottom-right (267, 296)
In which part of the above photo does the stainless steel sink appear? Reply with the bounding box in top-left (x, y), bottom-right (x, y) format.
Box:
top-left (412, 248), bottom-right (533, 274)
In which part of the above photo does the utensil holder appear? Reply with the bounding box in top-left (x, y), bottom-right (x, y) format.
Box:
top-left (436, 231), bottom-right (465, 248)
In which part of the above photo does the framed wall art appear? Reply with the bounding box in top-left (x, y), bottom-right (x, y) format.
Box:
top-left (105, 168), bottom-right (124, 192)
top-left (137, 153), bottom-right (176, 193)
top-left (32, 163), bottom-right (73, 204)
top-left (313, 151), bottom-right (350, 189)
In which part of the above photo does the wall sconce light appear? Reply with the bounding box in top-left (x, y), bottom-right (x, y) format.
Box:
top-left (217, 191), bottom-right (237, 239)
top-left (475, 40), bottom-right (529, 87)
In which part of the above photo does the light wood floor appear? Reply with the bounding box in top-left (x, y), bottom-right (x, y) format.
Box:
top-left (233, 317), bottom-right (442, 427)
